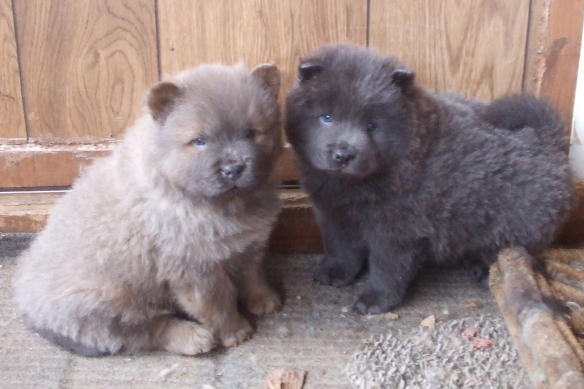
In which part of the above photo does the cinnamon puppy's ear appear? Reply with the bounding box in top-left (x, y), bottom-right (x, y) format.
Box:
top-left (251, 63), bottom-right (281, 98)
top-left (391, 69), bottom-right (415, 92)
top-left (147, 81), bottom-right (182, 122)
top-left (298, 61), bottom-right (323, 82)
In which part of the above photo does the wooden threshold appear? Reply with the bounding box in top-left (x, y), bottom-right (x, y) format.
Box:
top-left (1, 183), bottom-right (582, 253)
top-left (0, 188), bottom-right (323, 253)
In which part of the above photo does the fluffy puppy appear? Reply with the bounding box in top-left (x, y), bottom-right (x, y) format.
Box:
top-left (285, 44), bottom-right (574, 315)
top-left (13, 63), bottom-right (283, 356)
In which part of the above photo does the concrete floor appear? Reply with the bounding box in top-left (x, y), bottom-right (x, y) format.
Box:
top-left (0, 234), bottom-right (499, 389)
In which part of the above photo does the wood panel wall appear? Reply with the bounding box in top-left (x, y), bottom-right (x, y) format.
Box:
top-left (0, 0), bottom-right (25, 144)
top-left (158, 0), bottom-right (367, 94)
top-left (524, 0), bottom-right (584, 129)
top-left (0, 0), bottom-right (582, 248)
top-left (369, 0), bottom-right (530, 101)
top-left (13, 0), bottom-right (158, 142)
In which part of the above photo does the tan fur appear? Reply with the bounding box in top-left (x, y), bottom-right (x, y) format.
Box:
top-left (13, 63), bottom-right (283, 356)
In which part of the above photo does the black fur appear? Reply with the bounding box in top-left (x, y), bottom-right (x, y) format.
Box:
top-left (285, 44), bottom-right (574, 314)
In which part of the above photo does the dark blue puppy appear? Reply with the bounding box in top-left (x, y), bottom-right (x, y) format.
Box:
top-left (285, 44), bottom-right (574, 315)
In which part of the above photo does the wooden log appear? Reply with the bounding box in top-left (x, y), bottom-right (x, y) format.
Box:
top-left (490, 247), bottom-right (584, 389)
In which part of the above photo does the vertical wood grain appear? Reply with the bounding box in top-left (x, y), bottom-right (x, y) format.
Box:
top-left (524, 0), bottom-right (584, 130)
top-left (369, 0), bottom-right (530, 101)
top-left (0, 0), bottom-right (25, 144)
top-left (13, 0), bottom-right (158, 142)
top-left (158, 0), bottom-right (368, 94)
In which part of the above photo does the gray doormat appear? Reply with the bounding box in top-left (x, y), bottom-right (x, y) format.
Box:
top-left (346, 315), bottom-right (529, 389)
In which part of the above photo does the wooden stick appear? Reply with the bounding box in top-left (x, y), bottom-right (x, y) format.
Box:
top-left (490, 247), bottom-right (584, 389)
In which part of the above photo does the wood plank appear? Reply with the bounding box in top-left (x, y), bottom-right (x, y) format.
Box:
top-left (2, 183), bottom-right (582, 252)
top-left (0, 143), bottom-right (298, 188)
top-left (158, 0), bottom-right (368, 100)
top-left (524, 0), bottom-right (584, 130)
top-left (13, 0), bottom-right (158, 142)
top-left (369, 0), bottom-right (530, 101)
top-left (0, 0), bottom-right (26, 144)
top-left (0, 189), bottom-right (323, 253)
top-left (0, 191), bottom-right (62, 232)
top-left (270, 190), bottom-right (322, 253)
top-left (0, 143), bottom-right (113, 188)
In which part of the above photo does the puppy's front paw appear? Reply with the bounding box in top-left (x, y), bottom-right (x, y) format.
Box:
top-left (352, 287), bottom-right (403, 315)
top-left (314, 255), bottom-right (360, 287)
top-left (245, 287), bottom-right (282, 316)
top-left (218, 316), bottom-right (254, 348)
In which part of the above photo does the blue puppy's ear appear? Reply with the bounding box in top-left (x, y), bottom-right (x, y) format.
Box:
top-left (391, 69), bottom-right (415, 91)
top-left (298, 62), bottom-right (324, 82)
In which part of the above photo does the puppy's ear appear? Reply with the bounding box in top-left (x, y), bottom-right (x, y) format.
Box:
top-left (391, 69), bottom-right (415, 92)
top-left (298, 61), bottom-right (323, 82)
top-left (147, 81), bottom-right (182, 122)
top-left (251, 63), bottom-right (281, 98)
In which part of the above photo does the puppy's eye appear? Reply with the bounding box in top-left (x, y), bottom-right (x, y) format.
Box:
top-left (366, 122), bottom-right (378, 133)
top-left (191, 137), bottom-right (206, 147)
top-left (319, 114), bottom-right (333, 125)
top-left (245, 128), bottom-right (257, 140)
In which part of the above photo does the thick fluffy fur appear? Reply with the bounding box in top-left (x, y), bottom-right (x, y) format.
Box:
top-left (285, 44), bottom-right (574, 315)
top-left (13, 63), bottom-right (283, 356)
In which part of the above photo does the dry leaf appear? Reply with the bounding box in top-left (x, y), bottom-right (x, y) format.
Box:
top-left (466, 300), bottom-right (481, 308)
top-left (472, 337), bottom-right (493, 350)
top-left (265, 368), bottom-right (307, 389)
top-left (420, 315), bottom-right (436, 327)
top-left (462, 327), bottom-right (478, 339)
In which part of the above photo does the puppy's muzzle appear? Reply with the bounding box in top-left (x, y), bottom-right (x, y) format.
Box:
top-left (331, 142), bottom-right (356, 166)
top-left (220, 163), bottom-right (245, 181)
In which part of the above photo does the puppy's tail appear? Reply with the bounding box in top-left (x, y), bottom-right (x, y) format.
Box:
top-left (482, 94), bottom-right (568, 152)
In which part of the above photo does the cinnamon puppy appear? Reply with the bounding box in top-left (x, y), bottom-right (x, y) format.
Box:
top-left (13, 63), bottom-right (283, 356)
top-left (285, 44), bottom-right (574, 315)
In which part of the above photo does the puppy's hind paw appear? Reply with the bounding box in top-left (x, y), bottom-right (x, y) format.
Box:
top-left (245, 287), bottom-right (282, 316)
top-left (314, 255), bottom-right (360, 287)
top-left (352, 288), bottom-right (403, 315)
top-left (219, 317), bottom-right (254, 348)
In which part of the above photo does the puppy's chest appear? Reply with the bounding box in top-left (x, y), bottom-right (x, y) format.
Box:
top-left (150, 198), bottom-right (275, 263)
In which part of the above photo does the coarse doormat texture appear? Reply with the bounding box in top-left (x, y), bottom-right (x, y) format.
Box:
top-left (345, 315), bottom-right (528, 389)
top-left (0, 234), bottom-right (501, 388)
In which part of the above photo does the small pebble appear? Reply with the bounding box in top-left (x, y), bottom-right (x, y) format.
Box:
top-left (276, 325), bottom-right (292, 338)
top-left (385, 312), bottom-right (400, 320)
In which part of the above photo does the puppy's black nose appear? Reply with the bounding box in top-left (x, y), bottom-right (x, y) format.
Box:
top-left (220, 164), bottom-right (245, 181)
top-left (332, 148), bottom-right (356, 165)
